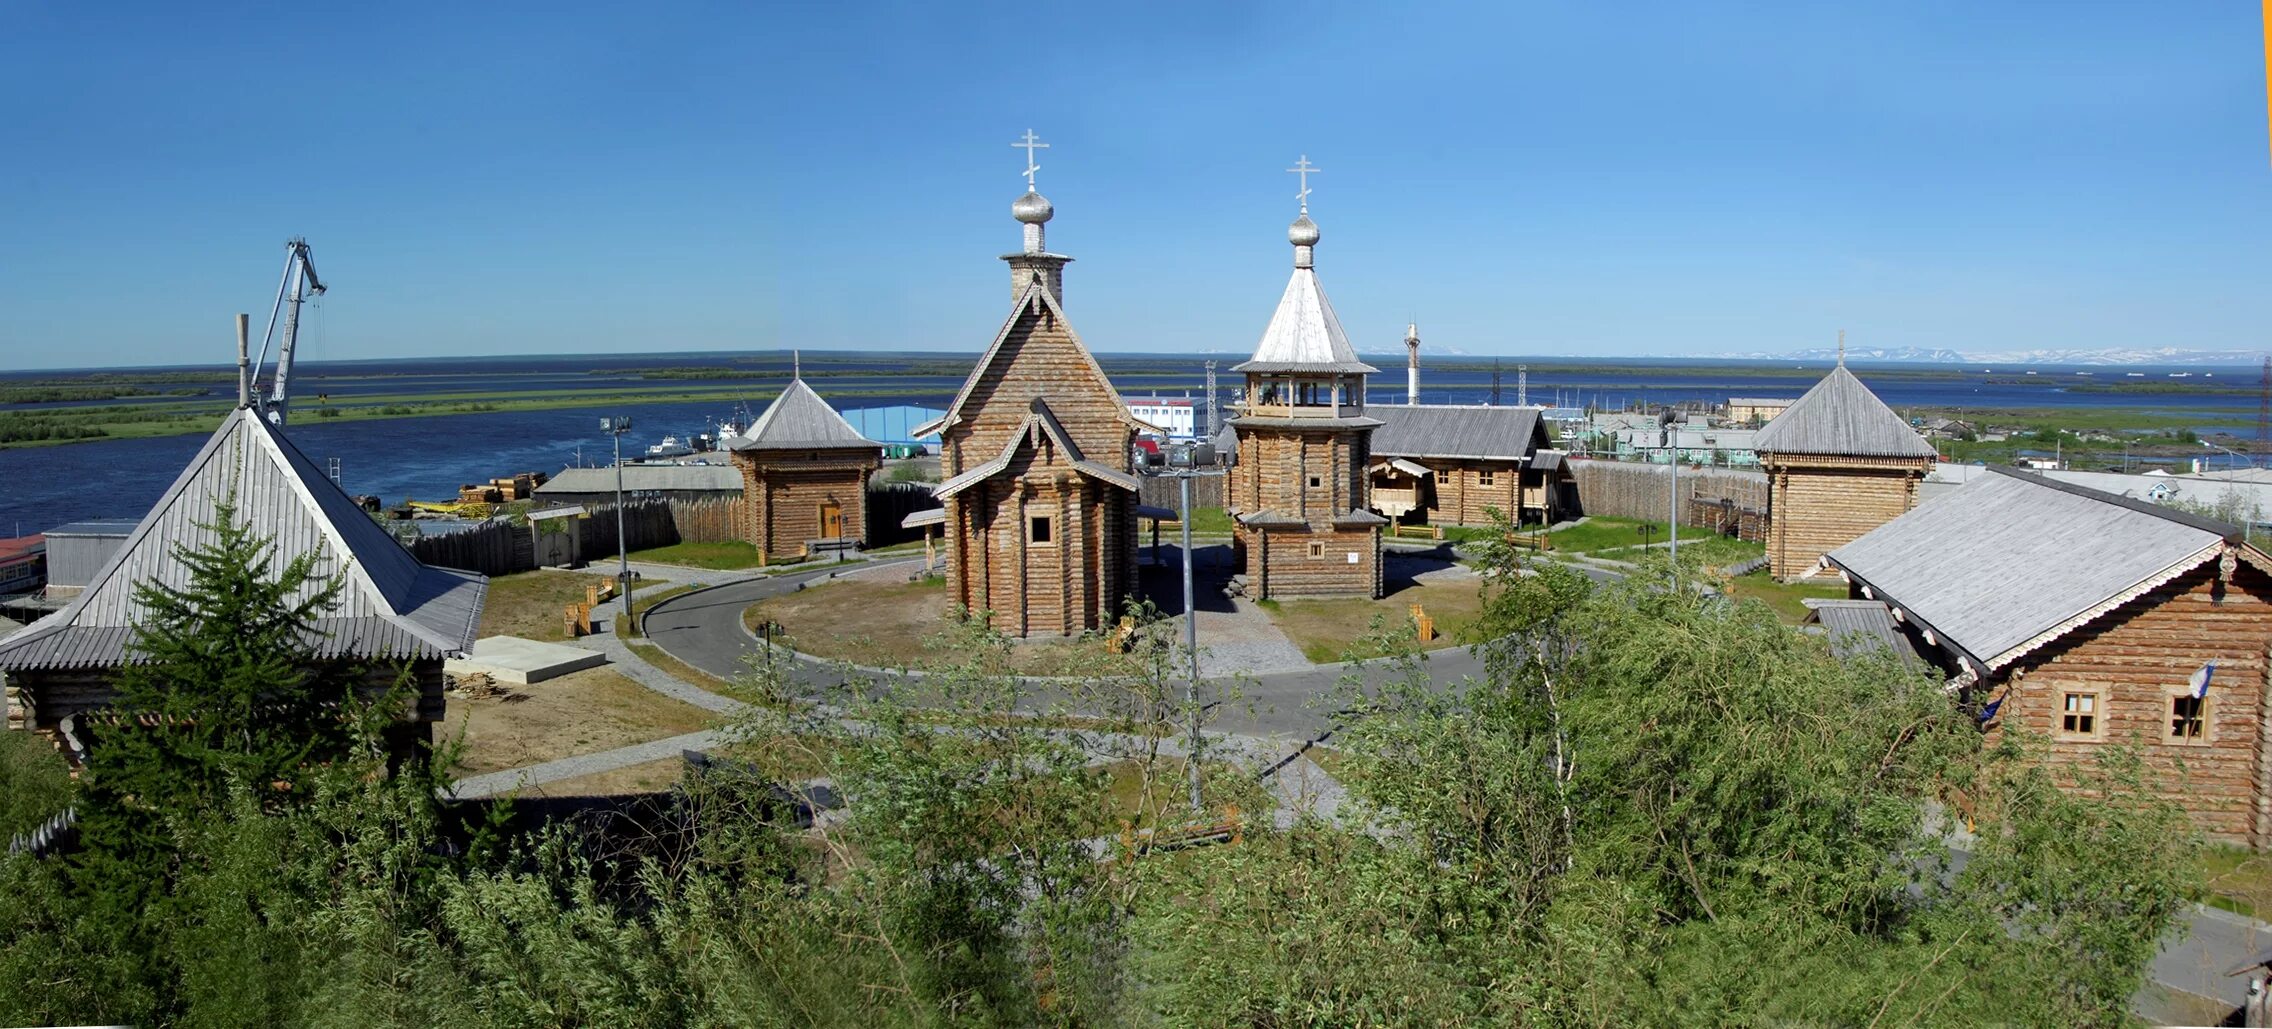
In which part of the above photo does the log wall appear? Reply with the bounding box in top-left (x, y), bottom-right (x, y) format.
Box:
top-left (1566, 458), bottom-right (1769, 527)
top-left (1764, 454), bottom-right (1929, 580)
top-left (1237, 525), bottom-right (1381, 599)
top-left (1986, 559), bottom-right (2272, 846)
top-left (732, 448), bottom-right (879, 558)
top-left (942, 295), bottom-right (1132, 481)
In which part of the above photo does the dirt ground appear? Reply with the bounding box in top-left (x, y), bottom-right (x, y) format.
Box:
top-left (440, 665), bottom-right (718, 777)
top-left (1263, 554), bottom-right (1488, 664)
top-left (478, 570), bottom-right (649, 642)
top-left (746, 574), bottom-right (1136, 675)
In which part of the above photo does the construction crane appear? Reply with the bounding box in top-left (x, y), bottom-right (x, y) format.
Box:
top-left (248, 237), bottom-right (326, 427)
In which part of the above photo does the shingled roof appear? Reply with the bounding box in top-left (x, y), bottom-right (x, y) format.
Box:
top-left (1232, 263), bottom-right (1377, 375)
top-left (728, 378), bottom-right (877, 451)
top-left (0, 408), bottom-right (486, 672)
top-left (1369, 405), bottom-right (1547, 462)
top-left (1753, 365), bottom-right (1935, 458)
top-left (1824, 466), bottom-right (2255, 675)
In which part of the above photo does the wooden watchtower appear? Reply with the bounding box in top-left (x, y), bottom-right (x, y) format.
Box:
top-left (1756, 360), bottom-right (1936, 581)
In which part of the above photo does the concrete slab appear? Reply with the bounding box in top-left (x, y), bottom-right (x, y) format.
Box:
top-left (445, 635), bottom-right (608, 685)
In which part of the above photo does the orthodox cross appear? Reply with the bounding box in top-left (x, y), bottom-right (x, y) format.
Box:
top-left (1013, 130), bottom-right (1049, 192)
top-left (1287, 154), bottom-right (1319, 212)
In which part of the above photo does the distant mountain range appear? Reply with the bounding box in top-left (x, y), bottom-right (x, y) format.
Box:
top-left (1736, 345), bottom-right (2266, 367)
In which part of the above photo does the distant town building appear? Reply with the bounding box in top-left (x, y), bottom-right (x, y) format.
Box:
top-left (1755, 363), bottom-right (1936, 580)
top-left (1122, 396), bottom-right (1199, 440)
top-left (1826, 467), bottom-right (2272, 847)
top-left (40, 520), bottom-right (138, 594)
top-left (0, 537), bottom-right (44, 598)
top-left (0, 407), bottom-right (485, 768)
top-left (1727, 396), bottom-right (1797, 427)
top-left (1615, 426), bottom-right (1763, 468)
top-left (916, 167), bottom-right (1146, 637)
top-left (1225, 189), bottom-right (1386, 599)
top-left (1366, 406), bottom-right (1573, 526)
top-left (532, 464), bottom-right (743, 507)
top-left (726, 375), bottom-right (883, 559)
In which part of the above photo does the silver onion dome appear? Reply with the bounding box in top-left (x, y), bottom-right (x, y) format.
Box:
top-left (1288, 214), bottom-right (1320, 247)
top-left (1012, 190), bottom-right (1054, 224)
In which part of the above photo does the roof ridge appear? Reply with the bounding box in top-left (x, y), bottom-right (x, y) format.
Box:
top-left (1984, 464), bottom-right (2243, 541)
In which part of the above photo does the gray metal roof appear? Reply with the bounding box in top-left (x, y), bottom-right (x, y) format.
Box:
top-left (44, 520), bottom-right (140, 538)
top-left (728, 378), bottom-right (878, 451)
top-left (1369, 405), bottom-right (1547, 462)
top-left (1232, 266), bottom-right (1378, 375)
top-left (0, 408), bottom-right (487, 672)
top-left (536, 465), bottom-right (743, 494)
top-left (1825, 466), bottom-right (2237, 671)
top-left (1753, 366), bottom-right (1936, 458)
top-left (1804, 599), bottom-right (1924, 668)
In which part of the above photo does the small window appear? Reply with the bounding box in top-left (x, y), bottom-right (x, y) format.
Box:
top-left (1030, 515), bottom-right (1053, 544)
top-left (2171, 695), bottom-right (2206, 741)
top-left (2061, 693), bottom-right (2097, 736)
top-left (1479, 469), bottom-right (1496, 487)
top-left (1307, 541), bottom-right (1325, 559)
top-left (1308, 475), bottom-right (1323, 489)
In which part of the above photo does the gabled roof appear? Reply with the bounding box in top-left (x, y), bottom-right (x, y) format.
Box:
top-left (0, 408), bottom-right (487, 672)
top-left (536, 465), bottom-right (742, 494)
top-left (915, 279), bottom-right (1148, 440)
top-left (1753, 365), bottom-right (1935, 458)
top-left (1369, 405), bottom-right (1546, 462)
top-left (1232, 266), bottom-right (1378, 375)
top-left (934, 398), bottom-right (1139, 499)
top-left (1824, 466), bottom-right (2252, 674)
top-left (728, 378), bottom-right (877, 451)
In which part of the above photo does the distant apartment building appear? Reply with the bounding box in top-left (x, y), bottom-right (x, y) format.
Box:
top-left (1728, 396), bottom-right (1797, 426)
top-left (1122, 396), bottom-right (1200, 440)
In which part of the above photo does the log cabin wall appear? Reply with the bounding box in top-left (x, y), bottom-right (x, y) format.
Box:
top-left (7, 659), bottom-right (446, 767)
top-left (1237, 526), bottom-right (1381, 599)
top-left (1234, 424), bottom-right (1380, 597)
top-left (733, 448), bottom-right (879, 558)
top-left (1764, 453), bottom-right (1930, 580)
top-left (948, 298), bottom-right (1133, 477)
top-left (1983, 561), bottom-right (2272, 846)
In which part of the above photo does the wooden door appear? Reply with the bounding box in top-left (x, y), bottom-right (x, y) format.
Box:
top-left (820, 500), bottom-right (844, 539)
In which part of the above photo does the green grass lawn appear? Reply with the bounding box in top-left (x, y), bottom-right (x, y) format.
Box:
top-left (627, 539), bottom-right (769, 570)
top-left (1549, 516), bottom-right (1716, 554)
top-left (1722, 571), bottom-right (1848, 624)
top-left (1147, 506), bottom-right (1233, 534)
top-left (2196, 844), bottom-right (2272, 919)
top-left (1262, 581), bottom-right (1485, 664)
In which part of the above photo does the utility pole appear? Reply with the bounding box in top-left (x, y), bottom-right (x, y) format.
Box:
top-left (602, 417), bottom-right (634, 596)
top-left (1517, 364), bottom-right (1529, 408)
top-left (1491, 359), bottom-right (1503, 407)
top-left (1660, 409), bottom-right (1681, 583)
top-left (1205, 360), bottom-right (1220, 437)
top-left (2257, 355), bottom-right (2268, 463)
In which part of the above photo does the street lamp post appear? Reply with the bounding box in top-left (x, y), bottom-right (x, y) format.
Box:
top-left (1154, 440), bottom-right (1225, 814)
top-left (602, 417), bottom-right (633, 598)
top-left (1659, 409), bottom-right (1681, 585)
top-left (2205, 440), bottom-right (2254, 471)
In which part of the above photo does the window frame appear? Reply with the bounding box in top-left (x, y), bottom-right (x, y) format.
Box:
top-left (2056, 689), bottom-right (2104, 741)
top-left (1307, 541), bottom-right (1326, 559)
top-left (1478, 468), bottom-right (1496, 487)
top-left (1028, 514), bottom-right (1054, 546)
top-left (2165, 685), bottom-right (2212, 746)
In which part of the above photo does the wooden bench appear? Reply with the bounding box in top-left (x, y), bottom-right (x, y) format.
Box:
top-left (1504, 532), bottom-right (1553, 552)
top-left (1391, 523), bottom-right (1444, 541)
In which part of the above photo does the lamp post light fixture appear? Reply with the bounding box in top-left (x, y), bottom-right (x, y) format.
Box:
top-left (2204, 439), bottom-right (2254, 471)
top-left (1151, 438), bottom-right (1225, 814)
top-left (601, 417), bottom-right (634, 598)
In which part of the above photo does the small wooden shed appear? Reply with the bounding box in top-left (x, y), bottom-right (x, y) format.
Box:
top-left (1754, 363), bottom-right (1936, 581)
top-left (726, 377), bottom-right (883, 559)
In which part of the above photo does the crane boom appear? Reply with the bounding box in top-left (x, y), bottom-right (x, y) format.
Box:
top-left (249, 238), bottom-right (327, 427)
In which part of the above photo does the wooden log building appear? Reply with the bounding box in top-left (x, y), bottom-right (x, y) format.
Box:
top-left (914, 180), bottom-right (1153, 637)
top-left (1754, 361), bottom-right (1936, 580)
top-left (1824, 466), bottom-right (2272, 847)
top-left (1366, 404), bottom-right (1574, 527)
top-left (726, 374), bottom-right (883, 558)
top-left (1226, 199), bottom-right (1386, 599)
top-left (0, 407), bottom-right (487, 767)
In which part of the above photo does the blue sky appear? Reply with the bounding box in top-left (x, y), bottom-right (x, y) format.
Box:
top-left (4, 2), bottom-right (2268, 369)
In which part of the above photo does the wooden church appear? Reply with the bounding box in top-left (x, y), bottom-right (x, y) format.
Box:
top-left (915, 152), bottom-right (1152, 636)
top-left (1226, 163), bottom-right (1387, 599)
top-left (1755, 356), bottom-right (1936, 580)
top-left (0, 406), bottom-right (487, 767)
top-left (726, 371), bottom-right (882, 559)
